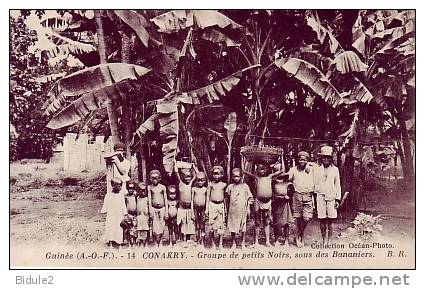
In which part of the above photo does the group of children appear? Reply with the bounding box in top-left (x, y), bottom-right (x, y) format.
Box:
top-left (101, 145), bottom-right (342, 249)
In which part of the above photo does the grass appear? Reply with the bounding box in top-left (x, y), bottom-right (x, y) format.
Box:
top-left (10, 159), bottom-right (104, 193)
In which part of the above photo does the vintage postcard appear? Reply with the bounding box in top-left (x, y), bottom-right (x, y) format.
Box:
top-left (10, 9), bottom-right (415, 269)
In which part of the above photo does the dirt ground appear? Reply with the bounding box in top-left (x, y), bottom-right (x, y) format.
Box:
top-left (10, 161), bottom-right (415, 250)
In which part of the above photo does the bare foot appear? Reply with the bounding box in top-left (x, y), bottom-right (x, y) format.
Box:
top-left (231, 243), bottom-right (237, 250)
top-left (265, 242), bottom-right (273, 247)
top-left (296, 236), bottom-right (304, 248)
top-left (241, 244), bottom-right (246, 250)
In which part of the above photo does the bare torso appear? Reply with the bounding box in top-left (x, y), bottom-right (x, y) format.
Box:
top-left (256, 175), bottom-right (273, 200)
top-left (179, 182), bottom-right (192, 208)
top-left (193, 187), bottom-right (207, 207)
top-left (167, 199), bottom-right (178, 217)
top-left (209, 181), bottom-right (226, 203)
top-left (273, 180), bottom-right (290, 197)
top-left (125, 195), bottom-right (137, 214)
top-left (136, 197), bottom-right (148, 215)
top-left (149, 184), bottom-right (166, 209)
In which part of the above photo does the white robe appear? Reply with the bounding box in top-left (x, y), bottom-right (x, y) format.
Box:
top-left (101, 192), bottom-right (127, 243)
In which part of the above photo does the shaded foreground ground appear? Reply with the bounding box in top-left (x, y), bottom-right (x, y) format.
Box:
top-left (10, 161), bottom-right (415, 263)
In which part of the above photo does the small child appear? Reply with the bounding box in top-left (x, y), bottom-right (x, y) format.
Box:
top-left (166, 185), bottom-right (179, 246)
top-left (206, 165), bottom-right (227, 249)
top-left (148, 170), bottom-right (168, 247)
top-left (244, 163), bottom-right (285, 247)
top-left (192, 172), bottom-right (208, 245)
top-left (175, 163), bottom-right (196, 244)
top-left (226, 168), bottom-right (253, 249)
top-left (135, 182), bottom-right (150, 247)
top-left (271, 164), bottom-right (294, 247)
top-left (101, 177), bottom-right (127, 248)
top-left (128, 216), bottom-right (138, 247)
top-left (123, 182), bottom-right (137, 245)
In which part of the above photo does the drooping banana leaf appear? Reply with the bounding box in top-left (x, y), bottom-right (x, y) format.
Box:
top-left (290, 49), bottom-right (333, 75)
top-left (150, 65), bottom-right (259, 107)
top-left (35, 72), bottom-right (67, 83)
top-left (352, 13), bottom-right (366, 57)
top-left (201, 28), bottom-right (240, 47)
top-left (179, 65), bottom-right (260, 104)
top-left (275, 57), bottom-right (344, 107)
top-left (135, 113), bottom-right (161, 135)
top-left (339, 108), bottom-right (360, 145)
top-left (115, 10), bottom-right (150, 47)
top-left (150, 10), bottom-right (242, 33)
top-left (332, 51), bottom-right (368, 74)
top-left (365, 10), bottom-right (415, 37)
top-left (43, 63), bottom-right (151, 115)
top-left (47, 32), bottom-right (97, 56)
top-left (159, 111), bottom-right (179, 174)
top-left (373, 20), bottom-right (415, 58)
top-left (306, 12), bottom-right (340, 54)
top-left (135, 110), bottom-right (178, 175)
top-left (46, 81), bottom-right (135, 129)
top-left (350, 77), bottom-right (374, 103)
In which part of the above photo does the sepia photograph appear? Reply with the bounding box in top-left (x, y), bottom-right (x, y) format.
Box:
top-left (9, 9), bottom-right (415, 269)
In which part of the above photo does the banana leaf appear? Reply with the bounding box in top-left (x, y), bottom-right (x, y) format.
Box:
top-left (275, 57), bottom-right (344, 107)
top-left (46, 81), bottom-right (135, 129)
top-left (306, 12), bottom-right (340, 54)
top-left (43, 63), bottom-right (151, 115)
top-left (151, 10), bottom-right (242, 33)
top-left (45, 32), bottom-right (96, 58)
top-left (115, 10), bottom-right (150, 47)
top-left (350, 77), bottom-right (374, 103)
top-left (201, 28), bottom-right (240, 47)
top-left (135, 110), bottom-right (178, 175)
top-left (339, 108), bottom-right (360, 145)
top-left (332, 51), bottom-right (368, 74)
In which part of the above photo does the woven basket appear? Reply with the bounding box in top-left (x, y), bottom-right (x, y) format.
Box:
top-left (240, 145), bottom-right (283, 164)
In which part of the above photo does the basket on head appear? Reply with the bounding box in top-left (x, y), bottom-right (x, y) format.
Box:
top-left (241, 145), bottom-right (283, 164)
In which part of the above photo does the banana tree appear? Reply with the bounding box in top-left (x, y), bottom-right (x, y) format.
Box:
top-left (287, 10), bottom-right (415, 180)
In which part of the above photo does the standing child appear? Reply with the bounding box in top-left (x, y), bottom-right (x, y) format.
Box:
top-left (314, 146), bottom-right (341, 245)
top-left (226, 168), bottom-right (253, 249)
top-left (166, 185), bottom-right (179, 246)
top-left (135, 182), bottom-right (150, 247)
top-left (175, 164), bottom-right (196, 244)
top-left (147, 170), bottom-right (168, 247)
top-left (288, 151), bottom-right (314, 248)
top-left (101, 177), bottom-right (127, 248)
top-left (244, 163), bottom-right (285, 247)
top-left (206, 165), bottom-right (227, 249)
top-left (123, 182), bottom-right (137, 245)
top-left (271, 165), bottom-right (294, 247)
top-left (192, 172), bottom-right (208, 245)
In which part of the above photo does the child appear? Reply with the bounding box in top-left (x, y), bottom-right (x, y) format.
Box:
top-left (147, 170), bottom-right (168, 247)
top-left (244, 163), bottom-right (285, 247)
top-left (314, 146), bottom-right (341, 245)
top-left (288, 151), bottom-right (314, 248)
top-left (135, 182), bottom-right (150, 247)
top-left (226, 168), bottom-right (253, 249)
top-left (128, 216), bottom-right (138, 247)
top-left (206, 165), bottom-right (227, 249)
top-left (123, 182), bottom-right (137, 245)
top-left (175, 163), bottom-right (196, 244)
top-left (166, 185), bottom-right (179, 246)
top-left (192, 172), bottom-right (208, 245)
top-left (271, 164), bottom-right (294, 247)
top-left (101, 177), bottom-right (127, 248)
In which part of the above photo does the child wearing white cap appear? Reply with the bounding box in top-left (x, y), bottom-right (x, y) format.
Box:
top-left (314, 145), bottom-right (342, 245)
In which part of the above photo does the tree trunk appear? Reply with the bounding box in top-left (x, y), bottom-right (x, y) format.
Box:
top-left (399, 120), bottom-right (414, 179)
top-left (94, 11), bottom-right (121, 146)
top-left (120, 32), bottom-right (133, 161)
